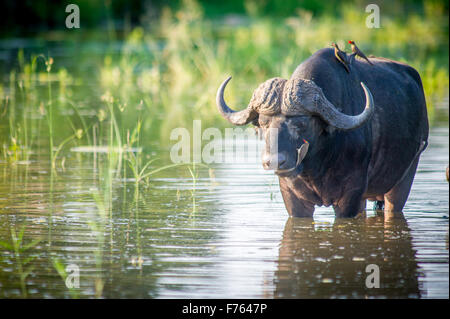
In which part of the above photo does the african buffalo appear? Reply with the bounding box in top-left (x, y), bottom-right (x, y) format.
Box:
top-left (216, 47), bottom-right (429, 217)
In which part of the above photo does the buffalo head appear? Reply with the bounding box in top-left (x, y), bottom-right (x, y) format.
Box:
top-left (216, 76), bottom-right (374, 176)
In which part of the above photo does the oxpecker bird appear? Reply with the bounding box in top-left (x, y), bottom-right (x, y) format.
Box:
top-left (349, 40), bottom-right (373, 65)
top-left (331, 43), bottom-right (350, 73)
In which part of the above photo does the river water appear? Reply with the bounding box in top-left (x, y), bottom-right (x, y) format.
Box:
top-left (0, 127), bottom-right (448, 298)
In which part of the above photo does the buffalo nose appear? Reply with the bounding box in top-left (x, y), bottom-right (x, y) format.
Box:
top-left (262, 153), bottom-right (286, 170)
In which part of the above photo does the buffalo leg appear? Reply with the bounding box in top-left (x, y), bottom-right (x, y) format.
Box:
top-left (280, 186), bottom-right (315, 217)
top-left (373, 200), bottom-right (384, 210)
top-left (333, 190), bottom-right (366, 218)
top-left (384, 156), bottom-right (420, 212)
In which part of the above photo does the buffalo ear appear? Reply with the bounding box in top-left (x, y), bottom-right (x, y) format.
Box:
top-left (251, 117), bottom-right (264, 139)
top-left (251, 117), bottom-right (260, 127)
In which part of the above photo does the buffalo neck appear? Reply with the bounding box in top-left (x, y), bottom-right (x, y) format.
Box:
top-left (281, 130), bottom-right (348, 203)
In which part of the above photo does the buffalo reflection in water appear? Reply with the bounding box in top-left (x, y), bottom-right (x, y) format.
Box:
top-left (274, 212), bottom-right (421, 298)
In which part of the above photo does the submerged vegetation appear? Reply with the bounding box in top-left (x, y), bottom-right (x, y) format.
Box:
top-left (0, 0), bottom-right (448, 298)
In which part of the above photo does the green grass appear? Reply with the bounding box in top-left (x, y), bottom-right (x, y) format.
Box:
top-left (0, 226), bottom-right (41, 297)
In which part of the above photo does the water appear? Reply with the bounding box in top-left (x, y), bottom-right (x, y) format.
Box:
top-left (0, 127), bottom-right (448, 299)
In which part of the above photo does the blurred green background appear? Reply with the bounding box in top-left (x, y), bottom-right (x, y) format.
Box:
top-left (0, 0), bottom-right (448, 163)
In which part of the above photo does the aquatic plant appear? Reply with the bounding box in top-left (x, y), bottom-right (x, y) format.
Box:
top-left (52, 258), bottom-right (80, 299)
top-left (0, 226), bottom-right (41, 297)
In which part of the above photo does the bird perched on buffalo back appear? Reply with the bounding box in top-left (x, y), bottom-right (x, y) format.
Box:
top-left (348, 40), bottom-right (373, 65)
top-left (331, 43), bottom-right (350, 73)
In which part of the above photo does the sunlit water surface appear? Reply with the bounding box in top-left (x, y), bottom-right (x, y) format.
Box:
top-left (0, 128), bottom-right (448, 299)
